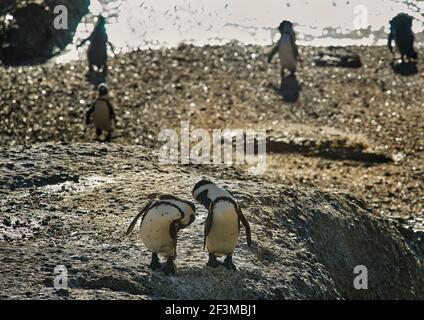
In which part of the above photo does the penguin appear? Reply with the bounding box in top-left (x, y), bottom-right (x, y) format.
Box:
top-left (85, 83), bottom-right (116, 142)
top-left (268, 20), bottom-right (299, 87)
top-left (126, 194), bottom-right (196, 275)
top-left (388, 13), bottom-right (418, 63)
top-left (77, 15), bottom-right (115, 75)
top-left (192, 179), bottom-right (251, 271)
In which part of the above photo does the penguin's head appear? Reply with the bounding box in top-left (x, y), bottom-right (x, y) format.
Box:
top-left (159, 194), bottom-right (196, 227)
top-left (97, 15), bottom-right (106, 26)
top-left (278, 20), bottom-right (293, 34)
top-left (98, 83), bottom-right (108, 96)
top-left (390, 13), bottom-right (413, 31)
top-left (192, 179), bottom-right (214, 202)
top-left (178, 202), bottom-right (196, 228)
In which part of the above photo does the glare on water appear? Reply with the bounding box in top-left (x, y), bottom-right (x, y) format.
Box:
top-left (54, 0), bottom-right (424, 63)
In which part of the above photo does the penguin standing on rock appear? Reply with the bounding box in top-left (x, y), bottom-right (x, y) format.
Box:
top-left (86, 83), bottom-right (116, 142)
top-left (192, 179), bottom-right (251, 271)
top-left (268, 20), bottom-right (299, 87)
top-left (126, 195), bottom-right (196, 275)
top-left (388, 13), bottom-right (418, 63)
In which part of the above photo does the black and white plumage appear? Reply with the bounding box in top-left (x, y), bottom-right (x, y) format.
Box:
top-left (388, 13), bottom-right (417, 62)
top-left (192, 179), bottom-right (251, 271)
top-left (126, 194), bottom-right (196, 275)
top-left (77, 15), bottom-right (114, 75)
top-left (268, 20), bottom-right (299, 74)
top-left (86, 83), bottom-right (116, 142)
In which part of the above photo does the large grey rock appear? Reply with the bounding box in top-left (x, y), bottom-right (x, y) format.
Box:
top-left (0, 143), bottom-right (422, 299)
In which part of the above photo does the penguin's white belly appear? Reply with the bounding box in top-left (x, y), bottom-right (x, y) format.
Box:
top-left (93, 101), bottom-right (111, 131)
top-left (139, 205), bottom-right (181, 257)
top-left (207, 206), bottom-right (239, 256)
top-left (278, 41), bottom-right (297, 71)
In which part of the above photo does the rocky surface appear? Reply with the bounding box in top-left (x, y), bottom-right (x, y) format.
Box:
top-left (1, 42), bottom-right (424, 299)
top-left (0, 143), bottom-right (423, 300)
top-left (0, 0), bottom-right (89, 65)
top-left (0, 44), bottom-right (422, 231)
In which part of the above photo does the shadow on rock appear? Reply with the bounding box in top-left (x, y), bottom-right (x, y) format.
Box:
top-left (87, 69), bottom-right (107, 87)
top-left (390, 61), bottom-right (418, 76)
top-left (313, 47), bottom-right (362, 68)
top-left (270, 75), bottom-right (301, 103)
top-left (280, 75), bottom-right (301, 103)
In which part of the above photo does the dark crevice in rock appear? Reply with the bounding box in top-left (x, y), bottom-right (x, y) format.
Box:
top-left (1, 173), bottom-right (79, 189)
top-left (313, 47), bottom-right (362, 68)
top-left (72, 276), bottom-right (151, 296)
top-left (266, 137), bottom-right (392, 164)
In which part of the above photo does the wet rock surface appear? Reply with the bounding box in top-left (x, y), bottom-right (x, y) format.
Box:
top-left (0, 143), bottom-right (423, 299)
top-left (0, 0), bottom-right (89, 65)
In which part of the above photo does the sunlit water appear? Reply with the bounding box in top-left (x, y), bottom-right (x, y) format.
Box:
top-left (55, 0), bottom-right (424, 63)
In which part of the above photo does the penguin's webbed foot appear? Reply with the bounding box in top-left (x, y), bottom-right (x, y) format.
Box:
top-left (148, 253), bottom-right (162, 271)
top-left (206, 253), bottom-right (221, 268)
top-left (162, 258), bottom-right (176, 275)
top-left (223, 255), bottom-right (237, 271)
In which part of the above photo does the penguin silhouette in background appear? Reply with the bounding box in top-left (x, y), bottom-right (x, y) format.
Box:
top-left (77, 15), bottom-right (115, 76)
top-left (268, 20), bottom-right (299, 87)
top-left (86, 83), bottom-right (116, 142)
top-left (388, 13), bottom-right (417, 63)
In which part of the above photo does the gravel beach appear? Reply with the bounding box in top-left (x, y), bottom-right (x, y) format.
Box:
top-left (1, 42), bottom-right (424, 299)
top-left (1, 43), bottom-right (423, 227)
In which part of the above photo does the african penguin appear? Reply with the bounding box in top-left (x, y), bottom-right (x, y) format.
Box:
top-left (268, 20), bottom-right (299, 87)
top-left (77, 15), bottom-right (115, 75)
top-left (388, 13), bottom-right (417, 63)
top-left (126, 195), bottom-right (196, 275)
top-left (85, 83), bottom-right (116, 142)
top-left (192, 179), bottom-right (251, 271)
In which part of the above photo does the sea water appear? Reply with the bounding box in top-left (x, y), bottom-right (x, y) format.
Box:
top-left (55, 0), bottom-right (424, 62)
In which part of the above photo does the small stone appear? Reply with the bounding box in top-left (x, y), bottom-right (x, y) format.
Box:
top-left (3, 216), bottom-right (11, 227)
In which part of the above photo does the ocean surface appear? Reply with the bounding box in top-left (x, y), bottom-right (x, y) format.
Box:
top-left (56, 0), bottom-right (424, 62)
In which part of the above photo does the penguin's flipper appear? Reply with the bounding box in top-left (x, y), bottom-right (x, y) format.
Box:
top-left (85, 104), bottom-right (95, 125)
top-left (106, 100), bottom-right (116, 123)
top-left (238, 207), bottom-right (252, 247)
top-left (388, 32), bottom-right (394, 54)
top-left (77, 35), bottom-right (91, 49)
top-left (289, 33), bottom-right (299, 61)
top-left (126, 200), bottom-right (155, 235)
top-left (268, 44), bottom-right (279, 63)
top-left (169, 220), bottom-right (179, 258)
top-left (204, 207), bottom-right (215, 250)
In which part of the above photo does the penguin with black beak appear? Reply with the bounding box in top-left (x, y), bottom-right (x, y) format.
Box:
top-left (85, 83), bottom-right (116, 142)
top-left (126, 195), bottom-right (196, 275)
top-left (268, 20), bottom-right (299, 88)
top-left (388, 13), bottom-right (418, 63)
top-left (192, 179), bottom-right (251, 271)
